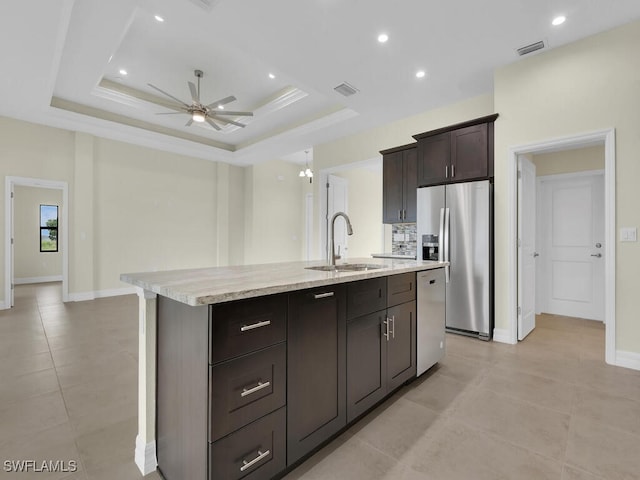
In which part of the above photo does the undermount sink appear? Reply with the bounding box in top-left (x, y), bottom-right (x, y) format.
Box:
top-left (306, 263), bottom-right (386, 272)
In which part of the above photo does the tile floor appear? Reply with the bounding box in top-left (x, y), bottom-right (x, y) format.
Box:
top-left (1, 283), bottom-right (639, 480)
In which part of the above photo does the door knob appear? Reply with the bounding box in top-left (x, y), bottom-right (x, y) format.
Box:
top-left (591, 253), bottom-right (602, 258)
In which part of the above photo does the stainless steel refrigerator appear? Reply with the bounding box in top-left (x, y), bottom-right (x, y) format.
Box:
top-left (417, 180), bottom-right (492, 339)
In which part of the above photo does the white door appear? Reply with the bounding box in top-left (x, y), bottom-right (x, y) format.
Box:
top-left (518, 156), bottom-right (537, 340)
top-left (327, 175), bottom-right (348, 261)
top-left (540, 173), bottom-right (605, 320)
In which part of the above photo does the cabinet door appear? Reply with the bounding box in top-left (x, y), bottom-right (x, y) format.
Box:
top-left (386, 301), bottom-right (417, 391)
top-left (417, 132), bottom-right (450, 187)
top-left (382, 151), bottom-right (404, 223)
top-left (346, 311), bottom-right (387, 423)
top-left (450, 123), bottom-right (488, 182)
top-left (403, 148), bottom-right (418, 222)
top-left (287, 285), bottom-right (346, 465)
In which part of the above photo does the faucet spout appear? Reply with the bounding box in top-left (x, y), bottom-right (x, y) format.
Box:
top-left (329, 212), bottom-right (354, 266)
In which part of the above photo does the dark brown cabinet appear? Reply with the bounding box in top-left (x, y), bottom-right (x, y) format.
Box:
top-left (156, 271), bottom-right (429, 480)
top-left (346, 274), bottom-right (417, 422)
top-left (414, 114), bottom-right (498, 187)
top-left (381, 144), bottom-right (417, 224)
top-left (287, 285), bottom-right (347, 465)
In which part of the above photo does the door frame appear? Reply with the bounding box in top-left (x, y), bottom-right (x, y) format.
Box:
top-left (505, 129), bottom-right (616, 366)
top-left (4, 176), bottom-right (70, 308)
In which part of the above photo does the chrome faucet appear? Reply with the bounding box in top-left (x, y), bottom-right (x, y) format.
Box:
top-left (329, 212), bottom-right (354, 266)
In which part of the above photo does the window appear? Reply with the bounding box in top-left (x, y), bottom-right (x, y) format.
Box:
top-left (40, 205), bottom-right (58, 252)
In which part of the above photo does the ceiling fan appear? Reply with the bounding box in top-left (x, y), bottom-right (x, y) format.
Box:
top-left (147, 69), bottom-right (253, 131)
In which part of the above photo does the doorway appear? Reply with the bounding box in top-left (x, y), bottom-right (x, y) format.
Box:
top-left (4, 176), bottom-right (69, 308)
top-left (507, 129), bottom-right (616, 366)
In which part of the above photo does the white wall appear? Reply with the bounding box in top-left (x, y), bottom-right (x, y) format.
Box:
top-left (532, 146), bottom-right (604, 177)
top-left (494, 20), bottom-right (640, 355)
top-left (14, 186), bottom-right (63, 282)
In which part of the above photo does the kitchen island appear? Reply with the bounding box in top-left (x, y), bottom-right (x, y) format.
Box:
top-left (121, 258), bottom-right (446, 479)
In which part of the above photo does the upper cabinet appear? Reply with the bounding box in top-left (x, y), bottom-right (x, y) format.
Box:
top-left (381, 144), bottom-right (417, 224)
top-left (413, 114), bottom-right (498, 187)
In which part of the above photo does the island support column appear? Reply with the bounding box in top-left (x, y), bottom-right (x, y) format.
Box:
top-left (134, 288), bottom-right (158, 475)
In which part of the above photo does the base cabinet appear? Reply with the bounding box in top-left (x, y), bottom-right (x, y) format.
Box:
top-left (287, 285), bottom-right (347, 465)
top-left (156, 270), bottom-right (438, 480)
top-left (346, 274), bottom-right (417, 422)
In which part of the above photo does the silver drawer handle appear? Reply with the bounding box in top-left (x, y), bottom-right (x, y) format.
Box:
top-left (240, 320), bottom-right (271, 332)
top-left (390, 315), bottom-right (395, 339)
top-left (314, 292), bottom-right (334, 299)
top-left (241, 381), bottom-right (271, 398)
top-left (240, 449), bottom-right (270, 472)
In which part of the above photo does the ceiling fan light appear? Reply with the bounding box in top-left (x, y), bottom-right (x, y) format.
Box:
top-left (299, 170), bottom-right (306, 177)
top-left (305, 168), bottom-right (313, 177)
top-left (192, 111), bottom-right (206, 123)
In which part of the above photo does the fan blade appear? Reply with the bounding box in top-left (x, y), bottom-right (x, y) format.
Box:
top-left (156, 111), bottom-right (188, 115)
top-left (205, 118), bottom-right (222, 131)
top-left (188, 81), bottom-right (199, 103)
top-left (211, 111), bottom-right (253, 117)
top-left (205, 95), bottom-right (236, 109)
top-left (212, 116), bottom-right (247, 128)
top-left (147, 83), bottom-right (190, 107)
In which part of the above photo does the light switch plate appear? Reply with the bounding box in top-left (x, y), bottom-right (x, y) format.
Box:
top-left (620, 227), bottom-right (637, 242)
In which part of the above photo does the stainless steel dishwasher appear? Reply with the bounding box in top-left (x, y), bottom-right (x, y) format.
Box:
top-left (417, 268), bottom-right (446, 376)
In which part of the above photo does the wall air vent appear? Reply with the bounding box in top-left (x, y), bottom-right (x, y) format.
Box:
top-left (517, 40), bottom-right (545, 56)
top-left (334, 82), bottom-right (359, 97)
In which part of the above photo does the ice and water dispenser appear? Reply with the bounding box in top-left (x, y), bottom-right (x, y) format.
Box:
top-left (422, 234), bottom-right (439, 261)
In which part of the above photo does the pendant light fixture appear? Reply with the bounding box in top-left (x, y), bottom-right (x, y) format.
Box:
top-left (299, 150), bottom-right (313, 183)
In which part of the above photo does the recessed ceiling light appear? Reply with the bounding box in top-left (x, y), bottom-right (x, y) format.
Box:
top-left (119, 69), bottom-right (128, 76)
top-left (154, 15), bottom-right (165, 22)
top-left (552, 15), bottom-right (566, 26)
top-left (416, 70), bottom-right (426, 79)
top-left (377, 33), bottom-right (389, 43)
top-left (268, 73), bottom-right (276, 79)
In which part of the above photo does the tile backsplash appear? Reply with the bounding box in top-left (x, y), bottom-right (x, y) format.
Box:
top-left (392, 223), bottom-right (417, 257)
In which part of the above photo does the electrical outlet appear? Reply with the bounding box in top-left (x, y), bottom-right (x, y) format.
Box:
top-left (620, 227), bottom-right (637, 242)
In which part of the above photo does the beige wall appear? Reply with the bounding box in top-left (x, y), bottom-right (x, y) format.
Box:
top-left (495, 20), bottom-right (640, 354)
top-left (243, 159), bottom-right (305, 265)
top-left (14, 186), bottom-right (63, 281)
top-left (313, 93), bottom-right (495, 257)
top-left (331, 165), bottom-right (384, 258)
top-left (532, 146), bottom-right (605, 177)
top-left (0, 117), bottom-right (244, 302)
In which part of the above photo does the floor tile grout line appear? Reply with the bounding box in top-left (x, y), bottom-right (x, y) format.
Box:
top-left (35, 288), bottom-right (90, 478)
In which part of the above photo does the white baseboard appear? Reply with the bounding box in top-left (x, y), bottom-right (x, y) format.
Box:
top-left (134, 435), bottom-right (157, 475)
top-left (493, 328), bottom-right (515, 344)
top-left (615, 350), bottom-right (640, 371)
top-left (68, 286), bottom-right (137, 302)
top-left (14, 275), bottom-right (63, 285)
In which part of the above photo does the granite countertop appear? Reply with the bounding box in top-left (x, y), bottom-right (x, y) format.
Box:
top-left (371, 253), bottom-right (417, 260)
top-left (121, 257), bottom-right (446, 306)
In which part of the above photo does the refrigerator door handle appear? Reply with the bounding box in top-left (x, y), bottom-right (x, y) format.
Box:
top-left (444, 207), bottom-right (450, 283)
top-left (438, 208), bottom-right (445, 263)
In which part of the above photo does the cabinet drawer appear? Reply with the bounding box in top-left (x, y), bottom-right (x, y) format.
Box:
top-left (210, 294), bottom-right (286, 364)
top-left (209, 407), bottom-right (286, 480)
top-left (346, 277), bottom-right (386, 320)
top-left (210, 343), bottom-right (286, 442)
top-left (387, 272), bottom-right (416, 307)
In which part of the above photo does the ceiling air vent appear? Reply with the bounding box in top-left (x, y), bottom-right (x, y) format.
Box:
top-left (188, 0), bottom-right (219, 11)
top-left (334, 82), bottom-right (359, 97)
top-left (517, 40), bottom-right (545, 56)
